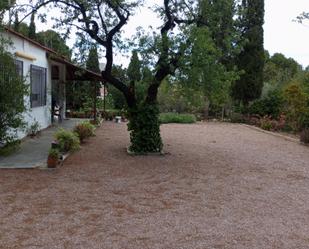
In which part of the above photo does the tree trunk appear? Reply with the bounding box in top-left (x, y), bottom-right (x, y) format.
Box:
top-left (203, 97), bottom-right (210, 119)
top-left (127, 102), bottom-right (163, 153)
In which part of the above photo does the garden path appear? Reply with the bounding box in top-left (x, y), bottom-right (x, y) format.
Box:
top-left (0, 119), bottom-right (84, 168)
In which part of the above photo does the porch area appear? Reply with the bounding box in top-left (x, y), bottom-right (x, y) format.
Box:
top-left (0, 119), bottom-right (85, 169)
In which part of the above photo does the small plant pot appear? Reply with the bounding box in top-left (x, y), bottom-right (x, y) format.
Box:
top-left (47, 156), bottom-right (58, 168)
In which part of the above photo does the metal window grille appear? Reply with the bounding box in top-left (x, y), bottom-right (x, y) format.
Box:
top-left (30, 65), bottom-right (47, 108)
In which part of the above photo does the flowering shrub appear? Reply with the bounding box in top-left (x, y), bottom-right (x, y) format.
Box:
top-left (73, 121), bottom-right (95, 143)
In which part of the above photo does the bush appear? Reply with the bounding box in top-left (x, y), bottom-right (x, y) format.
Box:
top-left (299, 112), bottom-right (309, 129)
top-left (48, 148), bottom-right (60, 159)
top-left (55, 128), bottom-right (80, 152)
top-left (27, 120), bottom-right (40, 137)
top-left (0, 140), bottom-right (21, 156)
top-left (248, 90), bottom-right (284, 118)
top-left (229, 112), bottom-right (245, 123)
top-left (300, 128), bottom-right (309, 144)
top-left (73, 121), bottom-right (95, 143)
top-left (0, 47), bottom-right (28, 144)
top-left (260, 116), bottom-right (273, 131)
top-left (159, 113), bottom-right (196, 124)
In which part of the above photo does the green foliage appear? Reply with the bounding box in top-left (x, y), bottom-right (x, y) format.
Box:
top-left (159, 113), bottom-right (196, 124)
top-left (54, 128), bottom-right (80, 152)
top-left (27, 120), bottom-right (41, 137)
top-left (0, 44), bottom-right (28, 144)
top-left (36, 30), bottom-right (71, 58)
top-left (283, 83), bottom-right (309, 131)
top-left (127, 103), bottom-right (162, 153)
top-left (260, 116), bottom-right (273, 131)
top-left (127, 50), bottom-right (142, 83)
top-left (28, 12), bottom-right (36, 40)
top-left (48, 148), bottom-right (60, 159)
top-left (73, 121), bottom-right (95, 143)
top-left (298, 112), bottom-right (309, 129)
top-left (0, 140), bottom-right (20, 156)
top-left (248, 90), bottom-right (284, 118)
top-left (264, 53), bottom-right (301, 87)
top-left (229, 112), bottom-right (245, 123)
top-left (232, 0), bottom-right (265, 105)
top-left (66, 46), bottom-right (101, 110)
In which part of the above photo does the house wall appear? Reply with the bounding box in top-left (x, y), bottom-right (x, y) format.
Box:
top-left (3, 32), bottom-right (52, 139)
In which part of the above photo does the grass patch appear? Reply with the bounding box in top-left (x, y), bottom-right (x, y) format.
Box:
top-left (159, 113), bottom-right (196, 124)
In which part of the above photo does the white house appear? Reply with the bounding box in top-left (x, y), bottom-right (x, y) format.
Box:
top-left (1, 28), bottom-right (102, 139)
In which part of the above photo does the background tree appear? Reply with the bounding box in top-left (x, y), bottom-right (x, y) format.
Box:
top-left (66, 45), bottom-right (101, 111)
top-left (231, 0), bottom-right (265, 106)
top-left (36, 30), bottom-right (72, 58)
top-left (174, 0), bottom-right (238, 118)
top-left (28, 12), bottom-right (36, 40)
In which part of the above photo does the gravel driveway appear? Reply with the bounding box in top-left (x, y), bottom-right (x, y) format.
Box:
top-left (1, 122), bottom-right (309, 249)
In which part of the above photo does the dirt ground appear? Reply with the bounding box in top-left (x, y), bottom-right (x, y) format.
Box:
top-left (1, 122), bottom-right (309, 249)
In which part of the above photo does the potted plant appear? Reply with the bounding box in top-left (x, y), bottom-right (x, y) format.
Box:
top-left (47, 148), bottom-right (59, 168)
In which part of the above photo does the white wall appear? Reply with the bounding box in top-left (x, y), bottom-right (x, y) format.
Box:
top-left (3, 32), bottom-right (52, 139)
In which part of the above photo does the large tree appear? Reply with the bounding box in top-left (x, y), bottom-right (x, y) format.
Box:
top-left (16, 0), bottom-right (204, 153)
top-left (231, 0), bottom-right (265, 106)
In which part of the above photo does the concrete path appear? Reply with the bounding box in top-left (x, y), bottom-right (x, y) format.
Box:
top-left (0, 119), bottom-right (84, 169)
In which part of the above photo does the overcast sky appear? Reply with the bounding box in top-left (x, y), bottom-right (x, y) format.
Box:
top-left (32, 0), bottom-right (309, 67)
top-left (264, 0), bottom-right (309, 67)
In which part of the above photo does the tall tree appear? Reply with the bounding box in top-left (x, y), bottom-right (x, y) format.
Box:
top-left (177, 0), bottom-right (238, 118)
top-left (28, 12), bottom-right (36, 40)
top-left (36, 30), bottom-right (72, 59)
top-left (13, 12), bottom-right (19, 31)
top-left (231, 0), bottom-right (265, 106)
top-left (18, 0), bottom-right (201, 153)
top-left (127, 50), bottom-right (142, 103)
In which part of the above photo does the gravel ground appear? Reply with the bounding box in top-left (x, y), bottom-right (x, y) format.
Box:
top-left (1, 122), bottom-right (309, 249)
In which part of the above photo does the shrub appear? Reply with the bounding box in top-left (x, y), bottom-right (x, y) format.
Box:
top-left (260, 116), bottom-right (273, 131)
top-left (159, 113), bottom-right (196, 124)
top-left (299, 112), bottom-right (309, 129)
top-left (248, 90), bottom-right (283, 118)
top-left (27, 120), bottom-right (40, 137)
top-left (73, 121), bottom-right (95, 143)
top-left (0, 140), bottom-right (21, 156)
top-left (229, 112), bottom-right (245, 123)
top-left (300, 128), bottom-right (309, 144)
top-left (55, 128), bottom-right (80, 152)
top-left (48, 148), bottom-right (60, 159)
top-left (0, 47), bottom-right (28, 144)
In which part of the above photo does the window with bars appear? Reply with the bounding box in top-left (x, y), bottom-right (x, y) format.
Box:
top-left (0, 59), bottom-right (23, 78)
top-left (14, 60), bottom-right (23, 77)
top-left (30, 65), bottom-right (47, 108)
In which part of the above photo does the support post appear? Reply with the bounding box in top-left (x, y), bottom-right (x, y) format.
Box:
top-left (103, 81), bottom-right (106, 113)
top-left (93, 82), bottom-right (97, 122)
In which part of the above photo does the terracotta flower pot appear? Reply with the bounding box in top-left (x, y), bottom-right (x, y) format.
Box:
top-left (47, 156), bottom-right (58, 168)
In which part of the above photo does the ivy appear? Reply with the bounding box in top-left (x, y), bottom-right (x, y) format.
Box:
top-left (127, 103), bottom-right (163, 153)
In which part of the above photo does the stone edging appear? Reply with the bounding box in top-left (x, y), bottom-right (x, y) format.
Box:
top-left (241, 124), bottom-right (299, 143)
